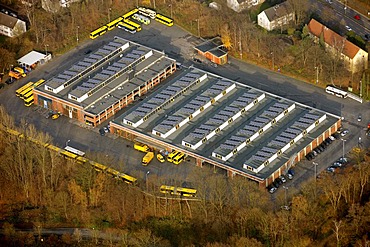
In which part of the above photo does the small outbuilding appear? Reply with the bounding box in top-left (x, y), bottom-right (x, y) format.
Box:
top-left (17, 51), bottom-right (52, 70)
top-left (194, 38), bottom-right (228, 65)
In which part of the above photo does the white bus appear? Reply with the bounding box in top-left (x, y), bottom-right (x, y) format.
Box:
top-left (325, 85), bottom-right (348, 98)
top-left (138, 7), bottom-right (156, 19)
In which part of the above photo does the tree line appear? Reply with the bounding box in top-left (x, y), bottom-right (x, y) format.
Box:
top-left (2, 0), bottom-right (370, 98)
top-left (0, 104), bottom-right (369, 246)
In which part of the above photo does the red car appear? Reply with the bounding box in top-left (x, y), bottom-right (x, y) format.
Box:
top-left (354, 15), bottom-right (361, 20)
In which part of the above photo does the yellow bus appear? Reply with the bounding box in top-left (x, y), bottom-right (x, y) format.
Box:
top-left (16, 82), bottom-right (33, 97)
top-left (24, 95), bottom-right (34, 107)
top-left (106, 167), bottom-right (120, 177)
top-left (155, 13), bottom-right (174, 27)
top-left (90, 26), bottom-right (108, 39)
top-left (106, 17), bottom-right (123, 30)
top-left (175, 187), bottom-right (197, 197)
top-left (117, 22), bottom-right (137, 34)
top-left (167, 150), bottom-right (180, 162)
top-left (160, 185), bottom-right (197, 197)
top-left (173, 152), bottom-right (186, 165)
top-left (122, 8), bottom-right (138, 19)
top-left (60, 150), bottom-right (78, 160)
top-left (33, 79), bottom-right (45, 87)
top-left (123, 19), bottom-right (141, 31)
top-left (91, 161), bottom-right (108, 172)
top-left (76, 156), bottom-right (89, 164)
top-left (20, 79), bottom-right (44, 99)
top-left (118, 173), bottom-right (137, 184)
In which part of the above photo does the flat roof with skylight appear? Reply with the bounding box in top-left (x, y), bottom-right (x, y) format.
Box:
top-left (112, 67), bottom-right (340, 180)
top-left (37, 36), bottom-right (176, 115)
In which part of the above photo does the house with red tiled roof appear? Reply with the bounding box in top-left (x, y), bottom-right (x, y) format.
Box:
top-left (307, 19), bottom-right (368, 73)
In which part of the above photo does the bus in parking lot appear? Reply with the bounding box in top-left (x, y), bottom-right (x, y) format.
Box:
top-left (90, 26), bottom-right (108, 39)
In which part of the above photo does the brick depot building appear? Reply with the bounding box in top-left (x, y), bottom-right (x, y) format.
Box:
top-left (110, 66), bottom-right (341, 187)
top-left (33, 37), bottom-right (176, 126)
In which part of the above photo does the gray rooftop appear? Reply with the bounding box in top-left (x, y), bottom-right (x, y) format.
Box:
top-left (37, 37), bottom-right (176, 116)
top-left (112, 67), bottom-right (340, 180)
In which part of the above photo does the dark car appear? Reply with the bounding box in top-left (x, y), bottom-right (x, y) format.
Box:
top-left (288, 169), bottom-right (295, 176)
top-left (319, 143), bottom-right (327, 150)
top-left (275, 177), bottom-right (283, 185)
top-left (193, 58), bottom-right (202, 63)
top-left (272, 180), bottom-right (280, 188)
top-left (305, 153), bottom-right (313, 160)
top-left (99, 128), bottom-right (105, 136)
top-left (314, 147), bottom-right (321, 154)
top-left (5, 78), bottom-right (14, 84)
top-left (354, 15), bottom-right (361, 20)
top-left (365, 34), bottom-right (370, 41)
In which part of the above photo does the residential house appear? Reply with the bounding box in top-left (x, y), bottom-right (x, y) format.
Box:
top-left (227, 0), bottom-right (265, 12)
top-left (0, 12), bottom-right (26, 37)
top-left (257, 2), bottom-right (295, 31)
top-left (307, 19), bottom-right (368, 73)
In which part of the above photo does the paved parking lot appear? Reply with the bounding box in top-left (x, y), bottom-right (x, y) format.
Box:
top-left (0, 20), bottom-right (368, 187)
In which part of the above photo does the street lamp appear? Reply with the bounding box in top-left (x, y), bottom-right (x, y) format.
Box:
top-left (283, 186), bottom-right (288, 208)
top-left (271, 52), bottom-right (274, 70)
top-left (45, 44), bottom-right (49, 56)
top-left (341, 138), bottom-right (346, 158)
top-left (315, 66), bottom-right (319, 84)
top-left (169, 3), bottom-right (173, 18)
top-left (313, 162), bottom-right (318, 182)
top-left (77, 25), bottom-right (80, 44)
top-left (145, 171), bottom-right (150, 191)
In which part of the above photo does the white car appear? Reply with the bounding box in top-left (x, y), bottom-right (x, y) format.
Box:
top-left (345, 25), bottom-right (352, 31)
top-left (358, 114), bottom-right (362, 122)
top-left (340, 129), bottom-right (349, 136)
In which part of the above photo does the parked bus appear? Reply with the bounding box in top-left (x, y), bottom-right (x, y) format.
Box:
top-left (89, 26), bottom-right (108, 39)
top-left (134, 142), bottom-right (150, 152)
top-left (173, 152), bottom-right (186, 165)
top-left (122, 8), bottom-right (138, 19)
top-left (160, 185), bottom-right (197, 197)
top-left (138, 7), bottom-right (156, 19)
top-left (117, 22), bottom-right (137, 34)
top-left (123, 19), bottom-right (141, 31)
top-left (23, 90), bottom-right (34, 106)
top-left (132, 13), bottom-right (150, 25)
top-left (16, 81), bottom-right (34, 97)
top-left (167, 150), bottom-right (180, 163)
top-left (325, 85), bottom-right (348, 98)
top-left (155, 13), bottom-right (174, 27)
top-left (106, 17), bottom-right (123, 30)
top-left (20, 79), bottom-right (44, 99)
top-left (118, 173), bottom-right (137, 184)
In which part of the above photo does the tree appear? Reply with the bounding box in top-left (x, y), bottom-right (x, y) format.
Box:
top-left (220, 23), bottom-right (232, 50)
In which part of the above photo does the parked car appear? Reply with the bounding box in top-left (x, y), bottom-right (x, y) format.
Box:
top-left (306, 152), bottom-right (314, 160)
top-left (329, 135), bottom-right (336, 141)
top-left (341, 129), bottom-right (349, 136)
top-left (354, 15), bottom-right (361, 20)
top-left (268, 185), bottom-right (277, 194)
top-left (338, 157), bottom-right (348, 164)
top-left (314, 147), bottom-right (321, 154)
top-left (52, 113), bottom-right (60, 120)
top-left (365, 34), bottom-right (370, 41)
top-left (358, 114), bottom-right (362, 122)
top-left (345, 25), bottom-right (352, 31)
top-left (99, 128), bottom-right (105, 136)
top-left (332, 161), bottom-right (342, 168)
top-left (275, 177), bottom-right (283, 185)
top-left (286, 173), bottom-right (293, 180)
top-left (327, 166), bottom-right (336, 173)
top-left (279, 175), bottom-right (287, 183)
top-left (273, 180), bottom-right (280, 188)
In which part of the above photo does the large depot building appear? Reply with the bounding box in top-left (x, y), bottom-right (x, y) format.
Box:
top-left (110, 67), bottom-right (341, 187)
top-left (34, 37), bottom-right (341, 186)
top-left (34, 37), bottom-right (176, 126)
